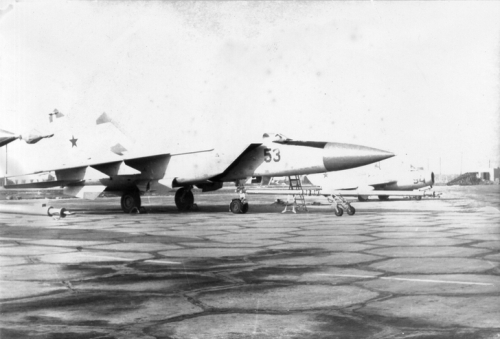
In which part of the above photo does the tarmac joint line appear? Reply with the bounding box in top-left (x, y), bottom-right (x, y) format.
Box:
top-left (75, 254), bottom-right (181, 264)
top-left (144, 259), bottom-right (182, 265)
top-left (313, 274), bottom-right (494, 286)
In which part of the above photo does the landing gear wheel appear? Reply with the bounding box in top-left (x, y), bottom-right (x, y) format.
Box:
top-left (378, 195), bottom-right (389, 201)
top-left (334, 205), bottom-right (344, 217)
top-left (357, 196), bottom-right (368, 202)
top-left (230, 199), bottom-right (243, 214)
top-left (175, 187), bottom-right (194, 211)
top-left (241, 202), bottom-right (249, 214)
top-left (415, 196), bottom-right (422, 201)
top-left (121, 191), bottom-right (141, 213)
top-left (346, 206), bottom-right (356, 215)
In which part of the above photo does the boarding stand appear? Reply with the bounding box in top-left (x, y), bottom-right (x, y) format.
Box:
top-left (282, 175), bottom-right (308, 213)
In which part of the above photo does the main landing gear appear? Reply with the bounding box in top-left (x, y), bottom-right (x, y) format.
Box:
top-left (121, 190), bottom-right (142, 213)
top-left (327, 194), bottom-right (355, 217)
top-left (175, 186), bottom-right (195, 211)
top-left (229, 184), bottom-right (249, 214)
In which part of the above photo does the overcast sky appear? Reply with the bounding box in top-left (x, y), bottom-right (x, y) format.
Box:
top-left (1, 1), bottom-right (499, 175)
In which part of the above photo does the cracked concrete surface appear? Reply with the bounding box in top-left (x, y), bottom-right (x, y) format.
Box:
top-left (0, 187), bottom-right (499, 338)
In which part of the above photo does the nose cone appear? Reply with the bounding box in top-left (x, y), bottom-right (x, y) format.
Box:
top-left (323, 142), bottom-right (394, 171)
top-left (0, 129), bottom-right (19, 147)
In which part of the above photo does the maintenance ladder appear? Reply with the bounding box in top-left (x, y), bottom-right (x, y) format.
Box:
top-left (288, 175), bottom-right (308, 212)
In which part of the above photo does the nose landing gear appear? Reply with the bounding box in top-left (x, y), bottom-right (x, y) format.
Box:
top-left (327, 194), bottom-right (355, 217)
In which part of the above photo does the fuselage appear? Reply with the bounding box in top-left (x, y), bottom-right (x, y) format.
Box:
top-left (307, 169), bottom-right (434, 193)
top-left (168, 142), bottom-right (393, 187)
top-left (4, 137), bottom-right (394, 198)
top-left (380, 170), bottom-right (434, 190)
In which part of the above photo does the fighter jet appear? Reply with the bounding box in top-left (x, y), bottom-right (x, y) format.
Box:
top-left (245, 166), bottom-right (437, 216)
top-left (354, 168), bottom-right (435, 201)
top-left (0, 109), bottom-right (65, 147)
top-left (0, 129), bottom-right (18, 147)
top-left (302, 166), bottom-right (436, 216)
top-left (306, 166), bottom-right (435, 202)
top-left (3, 130), bottom-right (394, 214)
top-left (0, 128), bottom-right (53, 147)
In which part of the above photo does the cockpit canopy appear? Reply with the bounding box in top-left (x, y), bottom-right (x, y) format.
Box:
top-left (262, 133), bottom-right (291, 142)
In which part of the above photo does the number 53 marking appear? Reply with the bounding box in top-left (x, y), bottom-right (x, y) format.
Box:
top-left (264, 148), bottom-right (281, 162)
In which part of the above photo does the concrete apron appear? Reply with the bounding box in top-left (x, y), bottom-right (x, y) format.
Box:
top-left (0, 193), bottom-right (499, 339)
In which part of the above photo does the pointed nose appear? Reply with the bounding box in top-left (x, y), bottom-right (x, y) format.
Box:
top-left (323, 142), bottom-right (394, 171)
top-left (0, 129), bottom-right (19, 147)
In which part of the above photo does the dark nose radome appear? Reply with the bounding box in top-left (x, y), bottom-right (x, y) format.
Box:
top-left (323, 142), bottom-right (394, 171)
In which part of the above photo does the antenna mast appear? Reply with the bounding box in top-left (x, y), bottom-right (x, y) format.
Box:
top-left (4, 145), bottom-right (7, 186)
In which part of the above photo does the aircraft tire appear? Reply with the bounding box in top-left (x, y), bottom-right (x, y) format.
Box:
top-left (415, 196), bottom-right (422, 201)
top-left (378, 195), bottom-right (389, 201)
top-left (175, 188), bottom-right (194, 211)
top-left (230, 199), bottom-right (243, 214)
top-left (346, 206), bottom-right (356, 215)
top-left (241, 202), bottom-right (249, 214)
top-left (121, 191), bottom-right (141, 213)
top-left (334, 205), bottom-right (343, 217)
top-left (357, 196), bottom-right (368, 202)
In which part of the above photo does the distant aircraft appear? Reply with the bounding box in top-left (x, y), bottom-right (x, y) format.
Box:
top-left (306, 167), bottom-right (435, 202)
top-left (0, 129), bottom-right (18, 148)
top-left (246, 167), bottom-right (437, 216)
top-left (0, 128), bottom-right (53, 147)
top-left (3, 117), bottom-right (394, 214)
top-left (1, 110), bottom-right (59, 147)
top-left (303, 167), bottom-right (436, 215)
